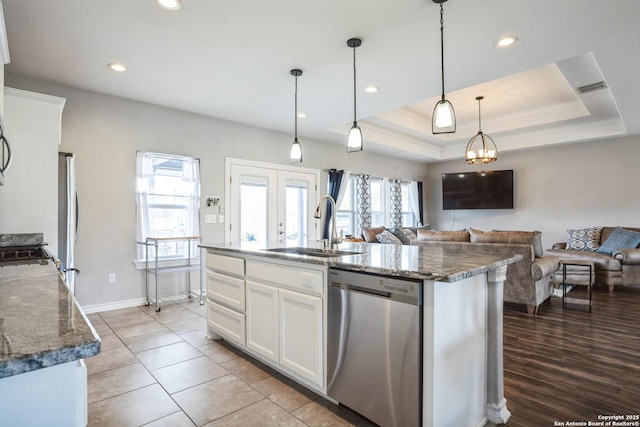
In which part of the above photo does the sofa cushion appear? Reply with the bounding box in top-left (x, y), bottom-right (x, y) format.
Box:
top-left (473, 229), bottom-right (543, 258)
top-left (376, 230), bottom-right (403, 245)
top-left (566, 226), bottom-right (603, 251)
top-left (597, 227), bottom-right (640, 255)
top-left (386, 228), bottom-right (411, 244)
top-left (363, 226), bottom-right (386, 243)
top-left (417, 229), bottom-right (470, 242)
top-left (545, 248), bottom-right (621, 271)
top-left (400, 228), bottom-right (418, 244)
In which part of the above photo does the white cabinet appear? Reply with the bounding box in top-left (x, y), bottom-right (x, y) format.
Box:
top-left (245, 280), bottom-right (279, 362)
top-left (207, 300), bottom-right (246, 347)
top-left (205, 251), bottom-right (326, 391)
top-left (279, 288), bottom-right (323, 387)
top-left (207, 271), bottom-right (245, 312)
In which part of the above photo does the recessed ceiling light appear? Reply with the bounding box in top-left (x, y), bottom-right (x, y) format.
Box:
top-left (364, 85), bottom-right (380, 93)
top-left (108, 63), bottom-right (126, 72)
top-left (157, 0), bottom-right (182, 10)
top-left (297, 112), bottom-right (307, 118)
top-left (495, 35), bottom-right (518, 48)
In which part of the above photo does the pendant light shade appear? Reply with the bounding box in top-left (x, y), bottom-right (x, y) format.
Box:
top-left (347, 38), bottom-right (363, 153)
top-left (432, 0), bottom-right (456, 134)
top-left (290, 69), bottom-right (303, 163)
top-left (465, 96), bottom-right (498, 164)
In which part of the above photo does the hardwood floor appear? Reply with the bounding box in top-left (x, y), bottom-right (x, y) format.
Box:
top-left (501, 285), bottom-right (640, 427)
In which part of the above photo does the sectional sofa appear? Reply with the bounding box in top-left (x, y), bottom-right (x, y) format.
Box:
top-left (363, 226), bottom-right (560, 314)
top-left (546, 226), bottom-right (640, 292)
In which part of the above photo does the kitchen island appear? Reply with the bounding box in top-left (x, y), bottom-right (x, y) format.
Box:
top-left (0, 263), bottom-right (100, 427)
top-left (201, 241), bottom-right (521, 427)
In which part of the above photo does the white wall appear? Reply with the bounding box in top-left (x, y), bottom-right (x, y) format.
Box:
top-left (425, 135), bottom-right (640, 250)
top-left (4, 73), bottom-right (428, 308)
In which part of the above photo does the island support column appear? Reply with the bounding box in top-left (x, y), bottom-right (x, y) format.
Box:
top-left (486, 265), bottom-right (511, 424)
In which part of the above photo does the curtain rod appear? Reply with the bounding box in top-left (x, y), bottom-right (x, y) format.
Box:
top-left (322, 169), bottom-right (416, 183)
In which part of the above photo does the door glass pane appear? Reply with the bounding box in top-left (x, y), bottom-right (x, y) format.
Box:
top-left (240, 176), bottom-right (268, 243)
top-left (285, 180), bottom-right (308, 246)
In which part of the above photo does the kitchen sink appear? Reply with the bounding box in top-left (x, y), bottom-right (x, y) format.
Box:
top-left (264, 247), bottom-right (362, 258)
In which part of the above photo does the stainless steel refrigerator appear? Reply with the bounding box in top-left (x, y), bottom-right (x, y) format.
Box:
top-left (58, 152), bottom-right (79, 294)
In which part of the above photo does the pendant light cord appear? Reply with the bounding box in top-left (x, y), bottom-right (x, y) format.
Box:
top-left (294, 76), bottom-right (298, 138)
top-left (439, 3), bottom-right (445, 101)
top-left (478, 98), bottom-right (482, 132)
top-left (353, 47), bottom-right (357, 122)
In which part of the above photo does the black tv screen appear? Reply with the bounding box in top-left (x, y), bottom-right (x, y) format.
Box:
top-left (442, 169), bottom-right (514, 210)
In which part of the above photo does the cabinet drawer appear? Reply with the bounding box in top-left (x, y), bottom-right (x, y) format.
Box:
top-left (207, 300), bottom-right (245, 347)
top-left (207, 271), bottom-right (245, 312)
top-left (206, 252), bottom-right (245, 277)
top-left (246, 260), bottom-right (324, 296)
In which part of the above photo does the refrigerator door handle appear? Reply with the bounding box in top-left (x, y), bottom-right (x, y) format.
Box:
top-left (75, 191), bottom-right (79, 242)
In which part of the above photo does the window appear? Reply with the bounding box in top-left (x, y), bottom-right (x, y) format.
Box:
top-left (136, 152), bottom-right (200, 262)
top-left (370, 177), bottom-right (386, 227)
top-left (400, 181), bottom-right (417, 227)
top-left (336, 178), bottom-right (356, 237)
top-left (336, 176), bottom-right (418, 236)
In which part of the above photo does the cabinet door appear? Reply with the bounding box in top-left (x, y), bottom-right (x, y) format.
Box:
top-left (246, 280), bottom-right (279, 363)
top-left (278, 288), bottom-right (323, 388)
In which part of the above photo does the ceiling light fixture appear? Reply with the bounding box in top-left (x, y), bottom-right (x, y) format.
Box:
top-left (108, 63), bottom-right (126, 72)
top-left (465, 96), bottom-right (498, 164)
top-left (347, 38), bottom-right (363, 153)
top-left (432, 0), bottom-right (456, 134)
top-left (157, 0), bottom-right (182, 10)
top-left (297, 112), bottom-right (307, 118)
top-left (289, 69), bottom-right (303, 164)
top-left (495, 35), bottom-right (518, 48)
top-left (364, 85), bottom-right (379, 93)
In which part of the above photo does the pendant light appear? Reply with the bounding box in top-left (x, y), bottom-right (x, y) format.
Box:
top-left (465, 96), bottom-right (498, 164)
top-left (290, 69), bottom-right (303, 164)
top-left (432, 0), bottom-right (456, 134)
top-left (347, 38), bottom-right (363, 152)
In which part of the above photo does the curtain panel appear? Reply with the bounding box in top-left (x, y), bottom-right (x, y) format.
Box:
top-left (389, 178), bottom-right (402, 228)
top-left (323, 169), bottom-right (346, 239)
top-left (356, 174), bottom-right (372, 236)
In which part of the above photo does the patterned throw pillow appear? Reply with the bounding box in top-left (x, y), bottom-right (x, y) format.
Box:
top-left (375, 230), bottom-right (403, 245)
top-left (400, 228), bottom-right (418, 244)
top-left (566, 227), bottom-right (603, 251)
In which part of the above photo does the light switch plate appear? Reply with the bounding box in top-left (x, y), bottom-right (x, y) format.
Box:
top-left (219, 215), bottom-right (224, 223)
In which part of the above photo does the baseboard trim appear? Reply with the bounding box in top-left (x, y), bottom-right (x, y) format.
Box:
top-left (81, 298), bottom-right (147, 314)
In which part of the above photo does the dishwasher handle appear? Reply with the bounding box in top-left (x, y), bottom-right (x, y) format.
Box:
top-left (329, 281), bottom-right (420, 305)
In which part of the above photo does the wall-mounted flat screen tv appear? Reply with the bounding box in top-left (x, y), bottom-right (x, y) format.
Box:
top-left (442, 169), bottom-right (514, 210)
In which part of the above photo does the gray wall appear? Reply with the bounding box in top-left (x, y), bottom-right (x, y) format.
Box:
top-left (425, 135), bottom-right (640, 250)
top-left (5, 73), bottom-right (428, 308)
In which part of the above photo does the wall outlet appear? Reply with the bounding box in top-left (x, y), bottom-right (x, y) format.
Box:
top-left (108, 273), bottom-right (116, 283)
top-left (219, 215), bottom-right (224, 223)
top-left (205, 214), bottom-right (217, 224)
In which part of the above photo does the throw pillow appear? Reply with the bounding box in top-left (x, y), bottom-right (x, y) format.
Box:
top-left (566, 226), bottom-right (603, 251)
top-left (596, 227), bottom-right (640, 255)
top-left (400, 228), bottom-right (418, 244)
top-left (386, 228), bottom-right (411, 244)
top-left (363, 226), bottom-right (386, 243)
top-left (375, 230), bottom-right (403, 245)
top-left (417, 229), bottom-right (470, 242)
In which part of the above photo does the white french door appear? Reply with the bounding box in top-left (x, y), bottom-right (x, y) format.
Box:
top-left (227, 159), bottom-right (319, 246)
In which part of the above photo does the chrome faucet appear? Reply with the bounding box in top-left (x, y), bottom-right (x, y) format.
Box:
top-left (314, 195), bottom-right (343, 250)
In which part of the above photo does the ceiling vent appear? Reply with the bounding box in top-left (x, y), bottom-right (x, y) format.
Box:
top-left (577, 81), bottom-right (607, 94)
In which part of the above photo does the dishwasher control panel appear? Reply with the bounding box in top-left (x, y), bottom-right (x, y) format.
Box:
top-left (328, 269), bottom-right (421, 303)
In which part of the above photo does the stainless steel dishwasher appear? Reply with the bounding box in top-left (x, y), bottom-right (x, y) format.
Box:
top-left (327, 268), bottom-right (422, 427)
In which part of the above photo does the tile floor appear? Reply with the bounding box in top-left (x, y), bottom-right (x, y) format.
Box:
top-left (86, 301), bottom-right (376, 427)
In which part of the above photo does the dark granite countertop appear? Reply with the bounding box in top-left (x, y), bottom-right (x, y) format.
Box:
top-left (0, 264), bottom-right (100, 379)
top-left (200, 241), bottom-right (522, 282)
